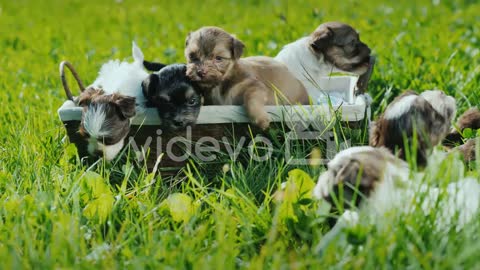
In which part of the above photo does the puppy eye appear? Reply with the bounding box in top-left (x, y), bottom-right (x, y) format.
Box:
top-left (215, 56), bottom-right (223, 61)
top-left (186, 97), bottom-right (198, 106)
top-left (189, 54), bottom-right (199, 62)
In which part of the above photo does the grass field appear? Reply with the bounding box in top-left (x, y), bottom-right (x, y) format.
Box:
top-left (1, 0), bottom-right (480, 269)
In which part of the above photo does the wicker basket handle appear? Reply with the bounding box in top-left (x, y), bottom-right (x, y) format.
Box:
top-left (59, 61), bottom-right (86, 101)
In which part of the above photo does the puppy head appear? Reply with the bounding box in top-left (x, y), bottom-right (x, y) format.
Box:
top-left (184, 26), bottom-right (245, 88)
top-left (313, 146), bottom-right (408, 209)
top-left (142, 64), bottom-right (202, 130)
top-left (78, 88), bottom-right (136, 160)
top-left (444, 107), bottom-right (480, 146)
top-left (419, 90), bottom-right (457, 146)
top-left (455, 107), bottom-right (480, 131)
top-left (420, 90), bottom-right (456, 123)
top-left (309, 22), bottom-right (371, 75)
top-left (370, 90), bottom-right (456, 165)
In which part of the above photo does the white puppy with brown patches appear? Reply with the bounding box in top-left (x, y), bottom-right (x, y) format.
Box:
top-left (90, 41), bottom-right (148, 113)
top-left (275, 22), bottom-right (372, 100)
top-left (313, 146), bottom-right (480, 235)
top-left (78, 42), bottom-right (149, 161)
top-left (370, 90), bottom-right (456, 166)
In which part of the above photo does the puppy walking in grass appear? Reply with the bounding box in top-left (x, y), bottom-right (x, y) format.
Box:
top-left (313, 146), bottom-right (480, 252)
top-left (369, 90), bottom-right (456, 166)
top-left (184, 26), bottom-right (309, 130)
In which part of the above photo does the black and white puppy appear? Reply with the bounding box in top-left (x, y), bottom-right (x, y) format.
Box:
top-left (370, 90), bottom-right (456, 166)
top-left (142, 64), bottom-right (202, 130)
top-left (275, 22), bottom-right (372, 97)
top-left (313, 146), bottom-right (480, 232)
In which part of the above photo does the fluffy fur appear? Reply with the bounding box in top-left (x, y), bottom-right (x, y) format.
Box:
top-left (184, 26), bottom-right (308, 130)
top-left (313, 146), bottom-right (480, 232)
top-left (451, 138), bottom-right (477, 162)
top-left (275, 22), bottom-right (372, 99)
top-left (142, 64), bottom-right (202, 130)
top-left (78, 88), bottom-right (136, 161)
top-left (90, 41), bottom-right (149, 112)
top-left (78, 41), bottom-right (148, 161)
top-left (369, 90), bottom-right (456, 166)
top-left (313, 146), bottom-right (409, 210)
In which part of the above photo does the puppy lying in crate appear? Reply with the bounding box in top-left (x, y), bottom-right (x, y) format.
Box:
top-left (63, 42), bottom-right (149, 161)
top-left (183, 26), bottom-right (309, 130)
top-left (59, 42), bottom-right (202, 161)
top-left (133, 25), bottom-right (375, 171)
top-left (275, 22), bottom-right (373, 104)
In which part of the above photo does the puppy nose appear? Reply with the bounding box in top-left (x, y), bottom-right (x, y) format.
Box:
top-left (197, 70), bottom-right (206, 78)
top-left (173, 120), bottom-right (184, 127)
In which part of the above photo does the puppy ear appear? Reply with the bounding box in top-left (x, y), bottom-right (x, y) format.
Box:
top-left (332, 158), bottom-right (377, 207)
top-left (311, 26), bottom-right (333, 50)
top-left (231, 36), bottom-right (245, 59)
top-left (185, 32), bottom-right (192, 46)
top-left (328, 159), bottom-right (363, 208)
top-left (142, 73), bottom-right (160, 98)
top-left (111, 94), bottom-right (136, 119)
top-left (334, 159), bottom-right (361, 186)
top-left (77, 87), bottom-right (104, 106)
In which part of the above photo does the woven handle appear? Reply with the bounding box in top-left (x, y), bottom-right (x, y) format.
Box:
top-left (59, 61), bottom-right (86, 101)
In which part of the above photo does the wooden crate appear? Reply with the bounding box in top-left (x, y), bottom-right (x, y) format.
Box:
top-left (58, 96), bottom-right (371, 173)
top-left (58, 57), bottom-right (375, 174)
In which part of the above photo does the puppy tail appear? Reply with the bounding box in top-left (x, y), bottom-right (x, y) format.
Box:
top-left (368, 120), bottom-right (382, 147)
top-left (132, 41), bottom-right (167, 71)
top-left (132, 41), bottom-right (144, 65)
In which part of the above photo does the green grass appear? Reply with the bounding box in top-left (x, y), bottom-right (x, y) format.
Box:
top-left (1, 0), bottom-right (480, 269)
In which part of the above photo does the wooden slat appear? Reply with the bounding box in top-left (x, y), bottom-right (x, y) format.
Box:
top-left (58, 95), bottom-right (371, 174)
top-left (58, 94), bottom-right (371, 124)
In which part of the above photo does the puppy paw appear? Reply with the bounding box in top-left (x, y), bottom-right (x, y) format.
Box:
top-left (313, 170), bottom-right (335, 199)
top-left (338, 210), bottom-right (359, 227)
top-left (254, 114), bottom-right (271, 130)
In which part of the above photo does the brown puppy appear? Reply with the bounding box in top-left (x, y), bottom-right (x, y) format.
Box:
top-left (184, 26), bottom-right (309, 130)
top-left (444, 107), bottom-right (480, 146)
top-left (452, 139), bottom-right (477, 162)
top-left (443, 107), bottom-right (480, 162)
